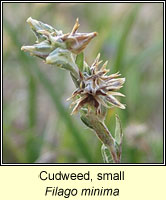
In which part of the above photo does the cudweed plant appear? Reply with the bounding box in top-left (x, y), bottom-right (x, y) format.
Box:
top-left (21, 17), bottom-right (126, 163)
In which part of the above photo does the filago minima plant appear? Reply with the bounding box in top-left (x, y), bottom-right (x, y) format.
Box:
top-left (21, 17), bottom-right (126, 163)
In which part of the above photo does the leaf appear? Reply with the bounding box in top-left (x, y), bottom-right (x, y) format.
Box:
top-left (101, 144), bottom-right (112, 163)
top-left (70, 72), bottom-right (79, 87)
top-left (75, 52), bottom-right (84, 71)
top-left (115, 114), bottom-right (123, 145)
top-left (80, 114), bottom-right (93, 129)
top-left (46, 48), bottom-right (79, 79)
top-left (28, 75), bottom-right (37, 128)
top-left (114, 4), bottom-right (141, 73)
top-left (83, 61), bottom-right (91, 75)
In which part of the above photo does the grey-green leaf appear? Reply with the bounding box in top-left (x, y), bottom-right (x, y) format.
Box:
top-left (115, 114), bottom-right (123, 145)
top-left (101, 144), bottom-right (112, 163)
top-left (80, 114), bottom-right (93, 129)
top-left (75, 52), bottom-right (84, 71)
top-left (70, 72), bottom-right (79, 87)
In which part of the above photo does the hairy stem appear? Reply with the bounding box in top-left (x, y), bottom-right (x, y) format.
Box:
top-left (84, 112), bottom-right (120, 163)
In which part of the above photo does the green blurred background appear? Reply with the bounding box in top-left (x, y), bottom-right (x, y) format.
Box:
top-left (3, 3), bottom-right (163, 163)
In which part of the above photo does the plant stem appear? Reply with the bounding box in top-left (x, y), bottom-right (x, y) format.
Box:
top-left (84, 112), bottom-right (120, 163)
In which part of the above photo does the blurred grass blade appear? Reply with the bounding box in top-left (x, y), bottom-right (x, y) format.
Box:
top-left (112, 4), bottom-right (141, 125)
top-left (75, 52), bottom-right (84, 71)
top-left (114, 4), bottom-right (141, 72)
top-left (27, 75), bottom-right (38, 162)
top-left (32, 66), bottom-right (93, 162)
top-left (26, 126), bottom-right (46, 163)
top-left (28, 75), bottom-right (37, 128)
top-left (3, 135), bottom-right (27, 163)
top-left (123, 41), bottom-right (162, 117)
top-left (4, 19), bottom-right (93, 163)
top-left (124, 41), bottom-right (163, 71)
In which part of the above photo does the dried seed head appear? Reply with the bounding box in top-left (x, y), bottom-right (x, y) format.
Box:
top-left (65, 31), bottom-right (97, 54)
top-left (21, 17), bottom-right (97, 59)
top-left (61, 18), bottom-right (97, 54)
top-left (68, 54), bottom-right (126, 115)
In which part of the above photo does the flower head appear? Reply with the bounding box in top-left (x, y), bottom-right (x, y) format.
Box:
top-left (21, 17), bottom-right (97, 59)
top-left (64, 18), bottom-right (97, 54)
top-left (67, 54), bottom-right (125, 115)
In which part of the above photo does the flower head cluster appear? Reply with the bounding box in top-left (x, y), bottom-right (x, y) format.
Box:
top-left (21, 17), bottom-right (97, 61)
top-left (21, 17), bottom-right (126, 163)
top-left (21, 17), bottom-right (125, 116)
top-left (68, 54), bottom-right (125, 115)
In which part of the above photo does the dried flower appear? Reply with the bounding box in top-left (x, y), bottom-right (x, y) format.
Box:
top-left (21, 17), bottom-right (97, 59)
top-left (21, 17), bottom-right (126, 163)
top-left (64, 18), bottom-right (97, 54)
top-left (68, 54), bottom-right (125, 115)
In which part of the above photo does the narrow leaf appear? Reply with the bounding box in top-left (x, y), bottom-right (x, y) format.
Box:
top-left (101, 144), bottom-right (112, 163)
top-left (70, 72), bottom-right (79, 87)
top-left (75, 52), bottom-right (84, 71)
top-left (80, 114), bottom-right (93, 129)
top-left (114, 4), bottom-right (141, 73)
top-left (115, 114), bottom-right (123, 145)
